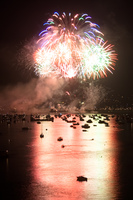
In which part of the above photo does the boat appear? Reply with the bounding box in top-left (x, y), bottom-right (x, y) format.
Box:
top-left (86, 119), bottom-right (93, 123)
top-left (77, 176), bottom-right (87, 182)
top-left (81, 124), bottom-right (90, 129)
top-left (57, 137), bottom-right (63, 141)
top-left (40, 133), bottom-right (44, 138)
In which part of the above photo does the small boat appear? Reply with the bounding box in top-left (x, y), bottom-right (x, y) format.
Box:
top-left (82, 129), bottom-right (87, 132)
top-left (77, 176), bottom-right (88, 182)
top-left (57, 137), bottom-right (63, 141)
top-left (73, 122), bottom-right (79, 125)
top-left (86, 119), bottom-right (93, 123)
top-left (105, 122), bottom-right (109, 127)
top-left (40, 133), bottom-right (44, 138)
top-left (81, 124), bottom-right (90, 129)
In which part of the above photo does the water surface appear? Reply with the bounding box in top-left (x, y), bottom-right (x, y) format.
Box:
top-left (0, 113), bottom-right (133, 199)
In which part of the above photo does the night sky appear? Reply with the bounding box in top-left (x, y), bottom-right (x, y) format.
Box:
top-left (0, 0), bottom-right (133, 96)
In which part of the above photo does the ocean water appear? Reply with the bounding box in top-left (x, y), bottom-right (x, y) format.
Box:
top-left (0, 113), bottom-right (133, 200)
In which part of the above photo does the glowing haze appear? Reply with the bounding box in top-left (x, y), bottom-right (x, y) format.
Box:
top-left (34, 12), bottom-right (117, 79)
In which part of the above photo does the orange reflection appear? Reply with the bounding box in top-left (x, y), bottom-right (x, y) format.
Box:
top-left (81, 117), bottom-right (120, 199)
top-left (30, 114), bottom-right (121, 199)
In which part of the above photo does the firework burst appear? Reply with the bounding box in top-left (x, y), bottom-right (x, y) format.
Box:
top-left (79, 39), bottom-right (117, 79)
top-left (34, 12), bottom-right (117, 79)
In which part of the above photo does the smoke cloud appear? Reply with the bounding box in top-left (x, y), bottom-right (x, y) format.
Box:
top-left (0, 77), bottom-right (64, 114)
top-left (81, 83), bottom-right (106, 111)
top-left (0, 77), bottom-right (106, 114)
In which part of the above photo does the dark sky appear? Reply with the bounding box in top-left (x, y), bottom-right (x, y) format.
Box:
top-left (0, 0), bottom-right (133, 96)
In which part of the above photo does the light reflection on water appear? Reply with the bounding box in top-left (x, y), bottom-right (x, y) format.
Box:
top-left (1, 113), bottom-right (133, 199)
top-left (28, 114), bottom-right (121, 200)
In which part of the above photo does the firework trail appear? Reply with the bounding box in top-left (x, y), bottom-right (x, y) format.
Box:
top-left (34, 12), bottom-right (117, 79)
